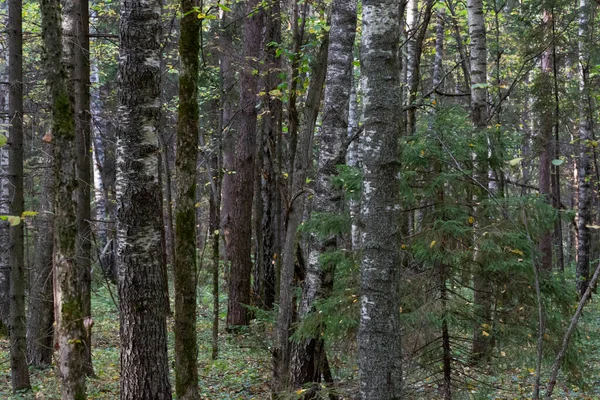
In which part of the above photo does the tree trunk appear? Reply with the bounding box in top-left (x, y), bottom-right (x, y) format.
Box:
top-left (27, 147), bottom-right (55, 367)
top-left (222, 0), bottom-right (263, 329)
top-left (174, 0), bottom-right (200, 396)
top-left (576, 0), bottom-right (592, 297)
top-left (8, 0), bottom-right (31, 388)
top-left (69, 0), bottom-right (94, 376)
top-left (536, 8), bottom-right (554, 272)
top-left (116, 0), bottom-right (172, 396)
top-left (405, 0), bottom-right (435, 135)
top-left (272, 35), bottom-right (329, 396)
top-left (256, 0), bottom-right (282, 310)
top-left (290, 0), bottom-right (357, 388)
top-left (358, 0), bottom-right (403, 397)
top-left (467, 0), bottom-right (493, 363)
top-left (41, 0), bottom-right (87, 395)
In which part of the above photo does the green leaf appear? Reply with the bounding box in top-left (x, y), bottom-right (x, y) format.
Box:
top-left (217, 3), bottom-right (232, 11)
top-left (551, 159), bottom-right (564, 166)
top-left (0, 134), bottom-right (7, 146)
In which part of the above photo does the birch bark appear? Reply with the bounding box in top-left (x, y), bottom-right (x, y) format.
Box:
top-left (358, 0), bottom-right (403, 397)
top-left (115, 0), bottom-right (172, 396)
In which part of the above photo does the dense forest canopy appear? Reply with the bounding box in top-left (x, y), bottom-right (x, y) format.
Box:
top-left (1, 0), bottom-right (600, 398)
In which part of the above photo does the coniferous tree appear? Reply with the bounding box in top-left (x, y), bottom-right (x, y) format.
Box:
top-left (222, 0), bottom-right (263, 329)
top-left (26, 146), bottom-right (55, 367)
top-left (174, 0), bottom-right (201, 396)
top-left (8, 0), bottom-right (31, 389)
top-left (576, 0), bottom-right (592, 297)
top-left (41, 0), bottom-right (87, 394)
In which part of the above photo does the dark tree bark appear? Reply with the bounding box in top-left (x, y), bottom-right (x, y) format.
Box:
top-left (222, 0), bottom-right (263, 329)
top-left (27, 148), bottom-right (55, 367)
top-left (255, 0), bottom-right (282, 311)
top-left (116, 0), bottom-right (172, 396)
top-left (272, 34), bottom-right (329, 396)
top-left (66, 0), bottom-right (94, 376)
top-left (173, 0), bottom-right (201, 396)
top-left (357, 0), bottom-right (403, 398)
top-left (536, 7), bottom-right (554, 272)
top-left (8, 0), bottom-right (31, 388)
top-left (405, 0), bottom-right (435, 135)
top-left (41, 0), bottom-right (87, 394)
top-left (290, 0), bottom-right (357, 388)
top-left (576, 0), bottom-right (592, 297)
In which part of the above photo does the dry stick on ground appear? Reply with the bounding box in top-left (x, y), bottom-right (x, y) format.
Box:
top-left (544, 260), bottom-right (600, 398)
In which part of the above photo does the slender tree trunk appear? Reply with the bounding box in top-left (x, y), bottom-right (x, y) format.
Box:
top-left (116, 0), bottom-right (172, 396)
top-left (69, 0), bottom-right (94, 376)
top-left (8, 0), bottom-right (31, 388)
top-left (431, 10), bottom-right (452, 399)
top-left (222, 0), bottom-right (263, 329)
top-left (576, 0), bottom-right (592, 297)
top-left (406, 0), bottom-right (435, 135)
top-left (41, 0), bottom-right (87, 395)
top-left (537, 7), bottom-right (554, 271)
top-left (347, 70), bottom-right (361, 251)
top-left (27, 147), bottom-right (55, 367)
top-left (358, 0), bottom-right (403, 397)
top-left (467, 0), bottom-right (493, 363)
top-left (0, 0), bottom-right (10, 338)
top-left (446, 0), bottom-right (470, 91)
top-left (272, 36), bottom-right (329, 396)
top-left (290, 0), bottom-right (357, 388)
top-left (210, 172), bottom-right (221, 361)
top-left (174, 0), bottom-right (200, 396)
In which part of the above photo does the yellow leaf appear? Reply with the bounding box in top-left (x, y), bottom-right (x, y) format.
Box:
top-left (481, 323), bottom-right (491, 329)
top-left (468, 216), bottom-right (474, 224)
top-left (509, 248), bottom-right (524, 256)
top-left (482, 331), bottom-right (489, 337)
top-left (430, 240), bottom-right (436, 248)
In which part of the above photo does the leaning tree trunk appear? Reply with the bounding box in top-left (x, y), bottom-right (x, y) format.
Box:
top-left (576, 0), bottom-right (592, 297)
top-left (8, 0), bottom-right (31, 388)
top-left (27, 147), bottom-right (55, 367)
top-left (173, 0), bottom-right (200, 397)
top-left (272, 36), bottom-right (329, 396)
top-left (41, 0), bottom-right (87, 395)
top-left (358, 0), bottom-right (403, 397)
top-left (290, 0), bottom-right (357, 388)
top-left (222, 0), bottom-right (263, 329)
top-left (116, 0), bottom-right (172, 397)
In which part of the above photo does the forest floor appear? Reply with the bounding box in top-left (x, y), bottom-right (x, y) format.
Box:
top-left (1, 274), bottom-right (600, 399)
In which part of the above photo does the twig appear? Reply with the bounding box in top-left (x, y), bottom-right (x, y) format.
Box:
top-left (544, 259), bottom-right (600, 398)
